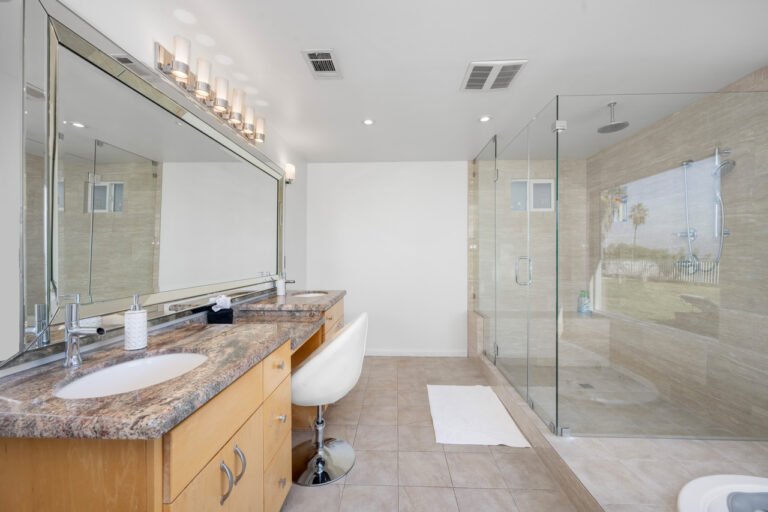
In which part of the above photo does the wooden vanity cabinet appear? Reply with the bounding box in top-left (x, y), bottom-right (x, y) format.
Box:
top-left (164, 340), bottom-right (292, 512)
top-left (0, 340), bottom-right (293, 512)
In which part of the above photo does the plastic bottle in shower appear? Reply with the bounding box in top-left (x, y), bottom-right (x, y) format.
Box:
top-left (577, 290), bottom-right (592, 316)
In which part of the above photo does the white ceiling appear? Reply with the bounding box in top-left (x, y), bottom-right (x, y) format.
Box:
top-left (60, 0), bottom-right (768, 162)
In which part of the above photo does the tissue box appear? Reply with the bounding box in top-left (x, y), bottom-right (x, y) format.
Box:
top-left (207, 308), bottom-right (234, 324)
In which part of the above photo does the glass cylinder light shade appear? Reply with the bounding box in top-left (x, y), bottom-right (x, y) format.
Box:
top-left (254, 117), bottom-right (266, 143)
top-left (213, 77), bottom-right (229, 112)
top-left (194, 58), bottom-right (211, 98)
top-left (229, 89), bottom-right (244, 126)
top-left (243, 107), bottom-right (255, 135)
top-left (171, 36), bottom-right (190, 79)
top-left (284, 163), bottom-right (296, 183)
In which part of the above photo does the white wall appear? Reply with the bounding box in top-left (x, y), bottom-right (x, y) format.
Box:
top-left (0, 0), bottom-right (23, 359)
top-left (306, 162), bottom-right (467, 357)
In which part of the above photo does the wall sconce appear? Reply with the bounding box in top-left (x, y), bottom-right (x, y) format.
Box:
top-left (284, 163), bottom-right (295, 184)
top-left (254, 117), bottom-right (265, 143)
top-left (154, 38), bottom-right (268, 148)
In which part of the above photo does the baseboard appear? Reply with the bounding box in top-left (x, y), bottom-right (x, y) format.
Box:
top-left (365, 348), bottom-right (468, 357)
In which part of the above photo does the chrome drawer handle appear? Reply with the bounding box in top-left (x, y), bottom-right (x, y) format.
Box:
top-left (233, 445), bottom-right (247, 485)
top-left (277, 414), bottom-right (287, 423)
top-left (276, 361), bottom-right (285, 370)
top-left (278, 477), bottom-right (287, 489)
top-left (220, 461), bottom-right (234, 504)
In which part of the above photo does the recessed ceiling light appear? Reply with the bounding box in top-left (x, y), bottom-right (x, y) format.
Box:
top-left (173, 9), bottom-right (197, 25)
top-left (362, 119), bottom-right (375, 126)
top-left (71, 122), bottom-right (86, 128)
top-left (479, 115), bottom-right (492, 123)
top-left (195, 34), bottom-right (216, 47)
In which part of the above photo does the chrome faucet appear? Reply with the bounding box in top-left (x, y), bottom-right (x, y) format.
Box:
top-left (64, 298), bottom-right (105, 369)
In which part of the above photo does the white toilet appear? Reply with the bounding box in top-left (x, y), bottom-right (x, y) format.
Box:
top-left (678, 475), bottom-right (768, 512)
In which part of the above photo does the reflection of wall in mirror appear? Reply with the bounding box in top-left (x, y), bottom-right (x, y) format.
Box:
top-left (158, 162), bottom-right (278, 291)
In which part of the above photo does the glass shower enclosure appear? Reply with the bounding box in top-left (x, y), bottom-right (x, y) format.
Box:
top-left (473, 89), bottom-right (768, 439)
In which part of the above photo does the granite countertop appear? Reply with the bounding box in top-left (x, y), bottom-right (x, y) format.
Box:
top-left (238, 290), bottom-right (345, 313)
top-left (0, 315), bottom-right (324, 440)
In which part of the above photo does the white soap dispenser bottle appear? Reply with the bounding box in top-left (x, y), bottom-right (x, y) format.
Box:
top-left (124, 294), bottom-right (148, 350)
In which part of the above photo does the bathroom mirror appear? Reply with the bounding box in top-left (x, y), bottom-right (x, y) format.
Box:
top-left (19, 5), bottom-right (283, 353)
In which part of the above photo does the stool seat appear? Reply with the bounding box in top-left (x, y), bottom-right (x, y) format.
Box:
top-left (291, 313), bottom-right (368, 486)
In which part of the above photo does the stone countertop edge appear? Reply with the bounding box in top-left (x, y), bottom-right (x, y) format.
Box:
top-left (0, 315), bottom-right (324, 441)
top-left (237, 290), bottom-right (346, 312)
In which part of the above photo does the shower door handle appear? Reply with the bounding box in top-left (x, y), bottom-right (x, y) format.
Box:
top-left (515, 256), bottom-right (532, 286)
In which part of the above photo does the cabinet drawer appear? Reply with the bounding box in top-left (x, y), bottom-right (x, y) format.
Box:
top-left (263, 341), bottom-right (290, 397)
top-left (263, 435), bottom-right (291, 512)
top-left (164, 364), bottom-right (263, 503)
top-left (166, 408), bottom-right (263, 512)
top-left (263, 376), bottom-right (291, 466)
top-left (323, 300), bottom-right (343, 331)
top-left (324, 316), bottom-right (345, 340)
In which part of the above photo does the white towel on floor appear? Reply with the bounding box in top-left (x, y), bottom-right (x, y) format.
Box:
top-left (427, 385), bottom-right (530, 447)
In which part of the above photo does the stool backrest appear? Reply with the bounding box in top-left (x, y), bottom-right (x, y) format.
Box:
top-left (291, 312), bottom-right (368, 407)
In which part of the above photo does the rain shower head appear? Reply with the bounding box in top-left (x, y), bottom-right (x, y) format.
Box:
top-left (597, 101), bottom-right (630, 134)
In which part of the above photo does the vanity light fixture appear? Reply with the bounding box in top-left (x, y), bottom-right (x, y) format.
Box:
top-left (229, 88), bottom-right (244, 126)
top-left (362, 119), bottom-right (375, 126)
top-left (243, 106), bottom-right (255, 135)
top-left (194, 58), bottom-right (211, 98)
top-left (171, 36), bottom-right (191, 80)
top-left (154, 38), bottom-right (268, 147)
top-left (213, 76), bottom-right (229, 113)
top-left (254, 117), bottom-right (265, 143)
top-left (479, 115), bottom-right (492, 123)
top-left (284, 163), bottom-right (295, 184)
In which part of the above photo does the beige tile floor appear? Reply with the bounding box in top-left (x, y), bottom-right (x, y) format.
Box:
top-left (282, 356), bottom-right (577, 512)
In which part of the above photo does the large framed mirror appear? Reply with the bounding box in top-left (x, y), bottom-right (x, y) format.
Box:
top-left (18, 0), bottom-right (284, 356)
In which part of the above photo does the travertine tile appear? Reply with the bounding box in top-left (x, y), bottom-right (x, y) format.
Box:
top-left (511, 490), bottom-right (576, 512)
top-left (340, 485), bottom-right (398, 512)
top-left (359, 405), bottom-right (398, 425)
top-left (283, 483), bottom-right (342, 512)
top-left (397, 426), bottom-right (442, 452)
top-left (398, 452), bottom-right (453, 487)
top-left (445, 452), bottom-right (507, 488)
top-left (397, 405), bottom-right (432, 426)
top-left (398, 487), bottom-right (458, 512)
top-left (354, 425), bottom-right (398, 451)
top-left (345, 450), bottom-right (398, 486)
top-left (492, 450), bottom-right (557, 490)
top-left (454, 488), bottom-right (520, 512)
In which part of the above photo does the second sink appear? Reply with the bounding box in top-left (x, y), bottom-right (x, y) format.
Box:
top-left (54, 353), bottom-right (208, 399)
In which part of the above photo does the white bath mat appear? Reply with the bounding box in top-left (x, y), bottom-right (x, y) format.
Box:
top-left (427, 385), bottom-right (530, 448)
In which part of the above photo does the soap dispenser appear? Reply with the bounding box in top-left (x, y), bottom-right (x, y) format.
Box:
top-left (124, 294), bottom-right (148, 350)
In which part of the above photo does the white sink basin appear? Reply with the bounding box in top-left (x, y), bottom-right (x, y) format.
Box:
top-left (292, 291), bottom-right (328, 298)
top-left (55, 353), bottom-right (208, 399)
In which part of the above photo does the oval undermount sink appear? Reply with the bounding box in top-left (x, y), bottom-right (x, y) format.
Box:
top-left (292, 291), bottom-right (328, 298)
top-left (54, 353), bottom-right (208, 399)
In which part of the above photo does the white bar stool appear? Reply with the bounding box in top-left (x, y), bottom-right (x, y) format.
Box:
top-left (291, 312), bottom-right (368, 486)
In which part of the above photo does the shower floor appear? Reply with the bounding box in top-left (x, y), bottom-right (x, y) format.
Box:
top-left (497, 357), bottom-right (734, 438)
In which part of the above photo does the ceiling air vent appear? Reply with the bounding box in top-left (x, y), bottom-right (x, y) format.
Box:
top-left (462, 60), bottom-right (527, 91)
top-left (302, 50), bottom-right (342, 79)
top-left (111, 53), bottom-right (155, 79)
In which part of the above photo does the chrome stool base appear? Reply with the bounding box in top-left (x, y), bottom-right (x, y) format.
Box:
top-left (292, 438), bottom-right (355, 486)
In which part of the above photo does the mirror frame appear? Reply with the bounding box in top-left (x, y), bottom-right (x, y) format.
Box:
top-left (20, 2), bottom-right (285, 350)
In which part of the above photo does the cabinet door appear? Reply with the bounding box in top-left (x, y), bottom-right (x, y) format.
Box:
top-left (263, 377), bottom-right (292, 467)
top-left (164, 440), bottom-right (235, 512)
top-left (263, 435), bottom-right (291, 512)
top-left (228, 408), bottom-right (264, 512)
